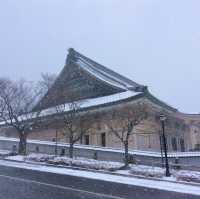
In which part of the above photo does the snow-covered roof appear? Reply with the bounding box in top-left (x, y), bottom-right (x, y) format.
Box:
top-left (69, 49), bottom-right (146, 92)
top-left (40, 90), bottom-right (141, 118)
top-left (0, 90), bottom-right (142, 126)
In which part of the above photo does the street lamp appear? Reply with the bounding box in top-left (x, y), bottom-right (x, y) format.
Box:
top-left (160, 114), bottom-right (171, 177)
top-left (159, 134), bottom-right (164, 168)
top-left (55, 129), bottom-right (58, 156)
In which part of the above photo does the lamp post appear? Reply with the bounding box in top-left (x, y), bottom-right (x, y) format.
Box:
top-left (160, 114), bottom-right (170, 177)
top-left (55, 129), bottom-right (58, 156)
top-left (159, 134), bottom-right (164, 168)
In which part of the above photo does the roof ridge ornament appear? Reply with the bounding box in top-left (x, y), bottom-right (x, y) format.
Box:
top-left (66, 48), bottom-right (77, 65)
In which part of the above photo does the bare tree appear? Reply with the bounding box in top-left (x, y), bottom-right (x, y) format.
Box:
top-left (0, 78), bottom-right (41, 155)
top-left (53, 97), bottom-right (92, 158)
top-left (107, 103), bottom-right (148, 167)
top-left (37, 72), bottom-right (57, 100)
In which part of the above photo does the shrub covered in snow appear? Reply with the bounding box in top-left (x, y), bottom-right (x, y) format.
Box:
top-left (25, 154), bottom-right (123, 171)
top-left (130, 165), bottom-right (200, 183)
top-left (175, 170), bottom-right (200, 183)
top-left (130, 165), bottom-right (165, 178)
top-left (6, 155), bottom-right (25, 161)
top-left (25, 153), bottom-right (55, 162)
top-left (20, 153), bottom-right (200, 184)
top-left (49, 157), bottom-right (123, 170)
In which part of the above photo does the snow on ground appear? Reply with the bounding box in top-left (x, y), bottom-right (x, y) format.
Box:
top-left (0, 149), bottom-right (11, 156)
top-left (6, 155), bottom-right (25, 161)
top-left (0, 159), bottom-right (199, 196)
top-left (8, 153), bottom-right (200, 184)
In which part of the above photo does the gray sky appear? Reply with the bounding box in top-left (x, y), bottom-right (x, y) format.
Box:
top-left (0, 0), bottom-right (199, 113)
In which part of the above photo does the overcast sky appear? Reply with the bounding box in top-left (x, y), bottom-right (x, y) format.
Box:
top-left (0, 0), bottom-right (199, 113)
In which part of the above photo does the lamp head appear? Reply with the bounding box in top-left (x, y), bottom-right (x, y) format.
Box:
top-left (160, 114), bottom-right (167, 121)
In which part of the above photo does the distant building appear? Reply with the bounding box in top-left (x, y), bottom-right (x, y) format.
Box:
top-left (1, 48), bottom-right (199, 152)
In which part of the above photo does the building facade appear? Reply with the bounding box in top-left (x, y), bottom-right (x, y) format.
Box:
top-left (1, 49), bottom-right (199, 152)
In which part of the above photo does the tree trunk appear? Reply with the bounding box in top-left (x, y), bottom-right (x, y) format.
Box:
top-left (18, 133), bottom-right (27, 155)
top-left (124, 141), bottom-right (129, 168)
top-left (69, 142), bottom-right (74, 159)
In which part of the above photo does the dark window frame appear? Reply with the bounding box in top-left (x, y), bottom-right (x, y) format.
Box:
top-left (180, 138), bottom-right (185, 152)
top-left (84, 135), bottom-right (90, 145)
top-left (101, 132), bottom-right (106, 147)
top-left (171, 137), bottom-right (178, 151)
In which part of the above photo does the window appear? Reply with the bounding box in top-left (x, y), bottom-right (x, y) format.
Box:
top-left (35, 146), bottom-right (40, 153)
top-left (101, 133), bottom-right (106, 147)
top-left (60, 148), bottom-right (65, 156)
top-left (84, 135), bottom-right (89, 145)
top-left (12, 145), bottom-right (17, 153)
top-left (174, 121), bottom-right (181, 129)
top-left (180, 138), bottom-right (185, 152)
top-left (195, 144), bottom-right (200, 150)
top-left (171, 137), bottom-right (177, 151)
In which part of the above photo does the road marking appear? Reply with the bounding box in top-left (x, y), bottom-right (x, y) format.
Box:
top-left (0, 174), bottom-right (124, 199)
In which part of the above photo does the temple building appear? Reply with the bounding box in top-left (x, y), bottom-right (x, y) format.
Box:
top-left (1, 48), bottom-right (200, 152)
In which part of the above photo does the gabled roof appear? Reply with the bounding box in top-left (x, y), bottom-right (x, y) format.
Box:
top-left (35, 48), bottom-right (176, 112)
top-left (67, 48), bottom-right (147, 92)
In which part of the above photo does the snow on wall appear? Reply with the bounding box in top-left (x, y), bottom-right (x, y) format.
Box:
top-left (1, 136), bottom-right (200, 158)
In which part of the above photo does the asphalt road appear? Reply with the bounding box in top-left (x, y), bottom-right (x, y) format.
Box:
top-left (0, 174), bottom-right (120, 199)
top-left (0, 161), bottom-right (199, 199)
